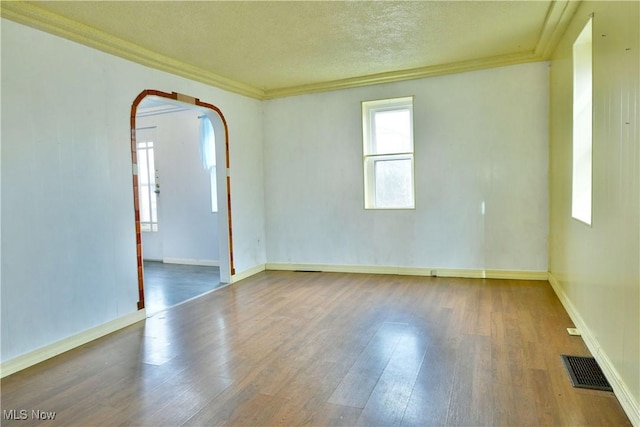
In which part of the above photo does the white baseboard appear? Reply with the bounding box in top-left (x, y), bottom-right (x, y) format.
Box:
top-left (0, 310), bottom-right (146, 378)
top-left (227, 262), bottom-right (546, 288)
top-left (231, 263), bottom-right (266, 283)
top-left (548, 272), bottom-right (640, 427)
top-left (162, 257), bottom-right (219, 267)
top-left (265, 263), bottom-right (548, 281)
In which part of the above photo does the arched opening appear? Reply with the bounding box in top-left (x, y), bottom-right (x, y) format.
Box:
top-left (130, 90), bottom-right (234, 310)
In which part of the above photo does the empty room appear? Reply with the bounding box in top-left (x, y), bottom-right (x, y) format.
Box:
top-left (1, 1), bottom-right (638, 426)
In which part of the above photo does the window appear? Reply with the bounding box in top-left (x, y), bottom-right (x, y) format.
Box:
top-left (136, 135), bottom-right (159, 232)
top-left (362, 96), bottom-right (415, 209)
top-left (572, 17), bottom-right (592, 225)
top-left (199, 116), bottom-right (218, 213)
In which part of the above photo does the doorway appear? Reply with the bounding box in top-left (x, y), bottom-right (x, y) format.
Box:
top-left (130, 90), bottom-right (234, 312)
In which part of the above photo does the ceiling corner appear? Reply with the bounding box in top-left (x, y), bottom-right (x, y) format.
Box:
top-left (534, 0), bottom-right (582, 59)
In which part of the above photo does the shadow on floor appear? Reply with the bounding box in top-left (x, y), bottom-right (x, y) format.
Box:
top-left (143, 261), bottom-right (224, 314)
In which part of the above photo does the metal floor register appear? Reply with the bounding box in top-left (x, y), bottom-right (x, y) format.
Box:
top-left (561, 355), bottom-right (613, 392)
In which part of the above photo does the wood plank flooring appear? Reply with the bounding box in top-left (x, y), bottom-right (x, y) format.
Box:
top-left (0, 271), bottom-right (631, 426)
top-left (143, 261), bottom-right (223, 314)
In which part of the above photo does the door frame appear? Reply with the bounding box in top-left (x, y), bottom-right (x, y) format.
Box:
top-left (130, 89), bottom-right (235, 310)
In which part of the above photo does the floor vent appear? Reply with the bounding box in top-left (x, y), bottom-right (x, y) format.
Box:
top-left (561, 355), bottom-right (613, 392)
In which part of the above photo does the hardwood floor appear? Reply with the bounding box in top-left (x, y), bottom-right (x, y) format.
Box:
top-left (1, 271), bottom-right (631, 426)
top-left (143, 261), bottom-right (223, 314)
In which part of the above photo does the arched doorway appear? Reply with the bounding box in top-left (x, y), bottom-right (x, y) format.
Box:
top-left (130, 90), bottom-right (234, 310)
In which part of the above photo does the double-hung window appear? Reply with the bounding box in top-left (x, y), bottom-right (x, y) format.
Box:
top-left (362, 96), bottom-right (415, 209)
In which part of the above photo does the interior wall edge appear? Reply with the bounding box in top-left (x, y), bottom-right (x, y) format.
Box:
top-left (548, 272), bottom-right (640, 427)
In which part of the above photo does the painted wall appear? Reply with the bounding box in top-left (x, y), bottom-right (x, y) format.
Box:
top-left (0, 19), bottom-right (265, 363)
top-left (549, 0), bottom-right (639, 419)
top-left (137, 110), bottom-right (220, 264)
top-left (263, 62), bottom-right (549, 273)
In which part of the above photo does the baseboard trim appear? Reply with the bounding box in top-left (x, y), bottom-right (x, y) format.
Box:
top-left (162, 257), bottom-right (219, 267)
top-left (0, 309), bottom-right (147, 378)
top-left (265, 263), bottom-right (547, 280)
top-left (231, 263), bottom-right (266, 283)
top-left (226, 262), bottom-right (546, 285)
top-left (548, 272), bottom-right (640, 427)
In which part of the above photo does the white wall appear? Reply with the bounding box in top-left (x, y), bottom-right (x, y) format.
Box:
top-left (263, 62), bottom-right (549, 273)
top-left (137, 110), bottom-right (220, 264)
top-left (0, 19), bottom-right (265, 363)
top-left (549, 1), bottom-right (639, 421)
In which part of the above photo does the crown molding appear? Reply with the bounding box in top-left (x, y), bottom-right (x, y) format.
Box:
top-left (1, 0), bottom-right (580, 101)
top-left (0, 1), bottom-right (265, 99)
top-left (266, 0), bottom-right (581, 99)
top-left (264, 50), bottom-right (541, 99)
top-left (534, 0), bottom-right (582, 58)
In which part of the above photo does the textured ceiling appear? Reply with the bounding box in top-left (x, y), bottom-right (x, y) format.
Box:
top-left (1, 1), bottom-right (579, 99)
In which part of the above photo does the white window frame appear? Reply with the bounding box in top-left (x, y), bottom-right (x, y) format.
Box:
top-left (136, 138), bottom-right (159, 232)
top-left (199, 115), bottom-right (218, 213)
top-left (362, 96), bottom-right (415, 209)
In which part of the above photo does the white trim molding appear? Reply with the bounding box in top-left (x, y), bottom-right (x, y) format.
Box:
top-left (0, 310), bottom-right (146, 378)
top-left (231, 263), bottom-right (266, 283)
top-left (548, 272), bottom-right (640, 427)
top-left (265, 263), bottom-right (548, 281)
top-left (227, 262), bottom-right (547, 286)
top-left (0, 2), bottom-right (263, 99)
top-left (0, 1), bottom-right (579, 100)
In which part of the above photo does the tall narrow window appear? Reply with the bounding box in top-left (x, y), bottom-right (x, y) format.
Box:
top-left (136, 131), bottom-right (159, 232)
top-left (572, 18), bottom-right (593, 225)
top-left (362, 96), bottom-right (415, 209)
top-left (200, 116), bottom-right (218, 213)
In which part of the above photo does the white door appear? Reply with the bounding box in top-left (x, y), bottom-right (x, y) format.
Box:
top-left (136, 126), bottom-right (164, 261)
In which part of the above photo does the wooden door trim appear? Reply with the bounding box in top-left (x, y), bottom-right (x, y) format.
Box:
top-left (130, 89), bottom-right (235, 310)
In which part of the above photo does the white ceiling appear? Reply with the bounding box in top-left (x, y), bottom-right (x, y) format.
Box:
top-left (1, 1), bottom-right (580, 99)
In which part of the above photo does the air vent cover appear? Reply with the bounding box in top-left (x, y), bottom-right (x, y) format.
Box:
top-left (561, 355), bottom-right (612, 392)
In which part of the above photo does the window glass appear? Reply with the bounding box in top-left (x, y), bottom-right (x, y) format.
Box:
top-left (373, 109), bottom-right (412, 154)
top-left (374, 158), bottom-right (413, 208)
top-left (136, 131), bottom-right (159, 232)
top-left (571, 18), bottom-right (592, 225)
